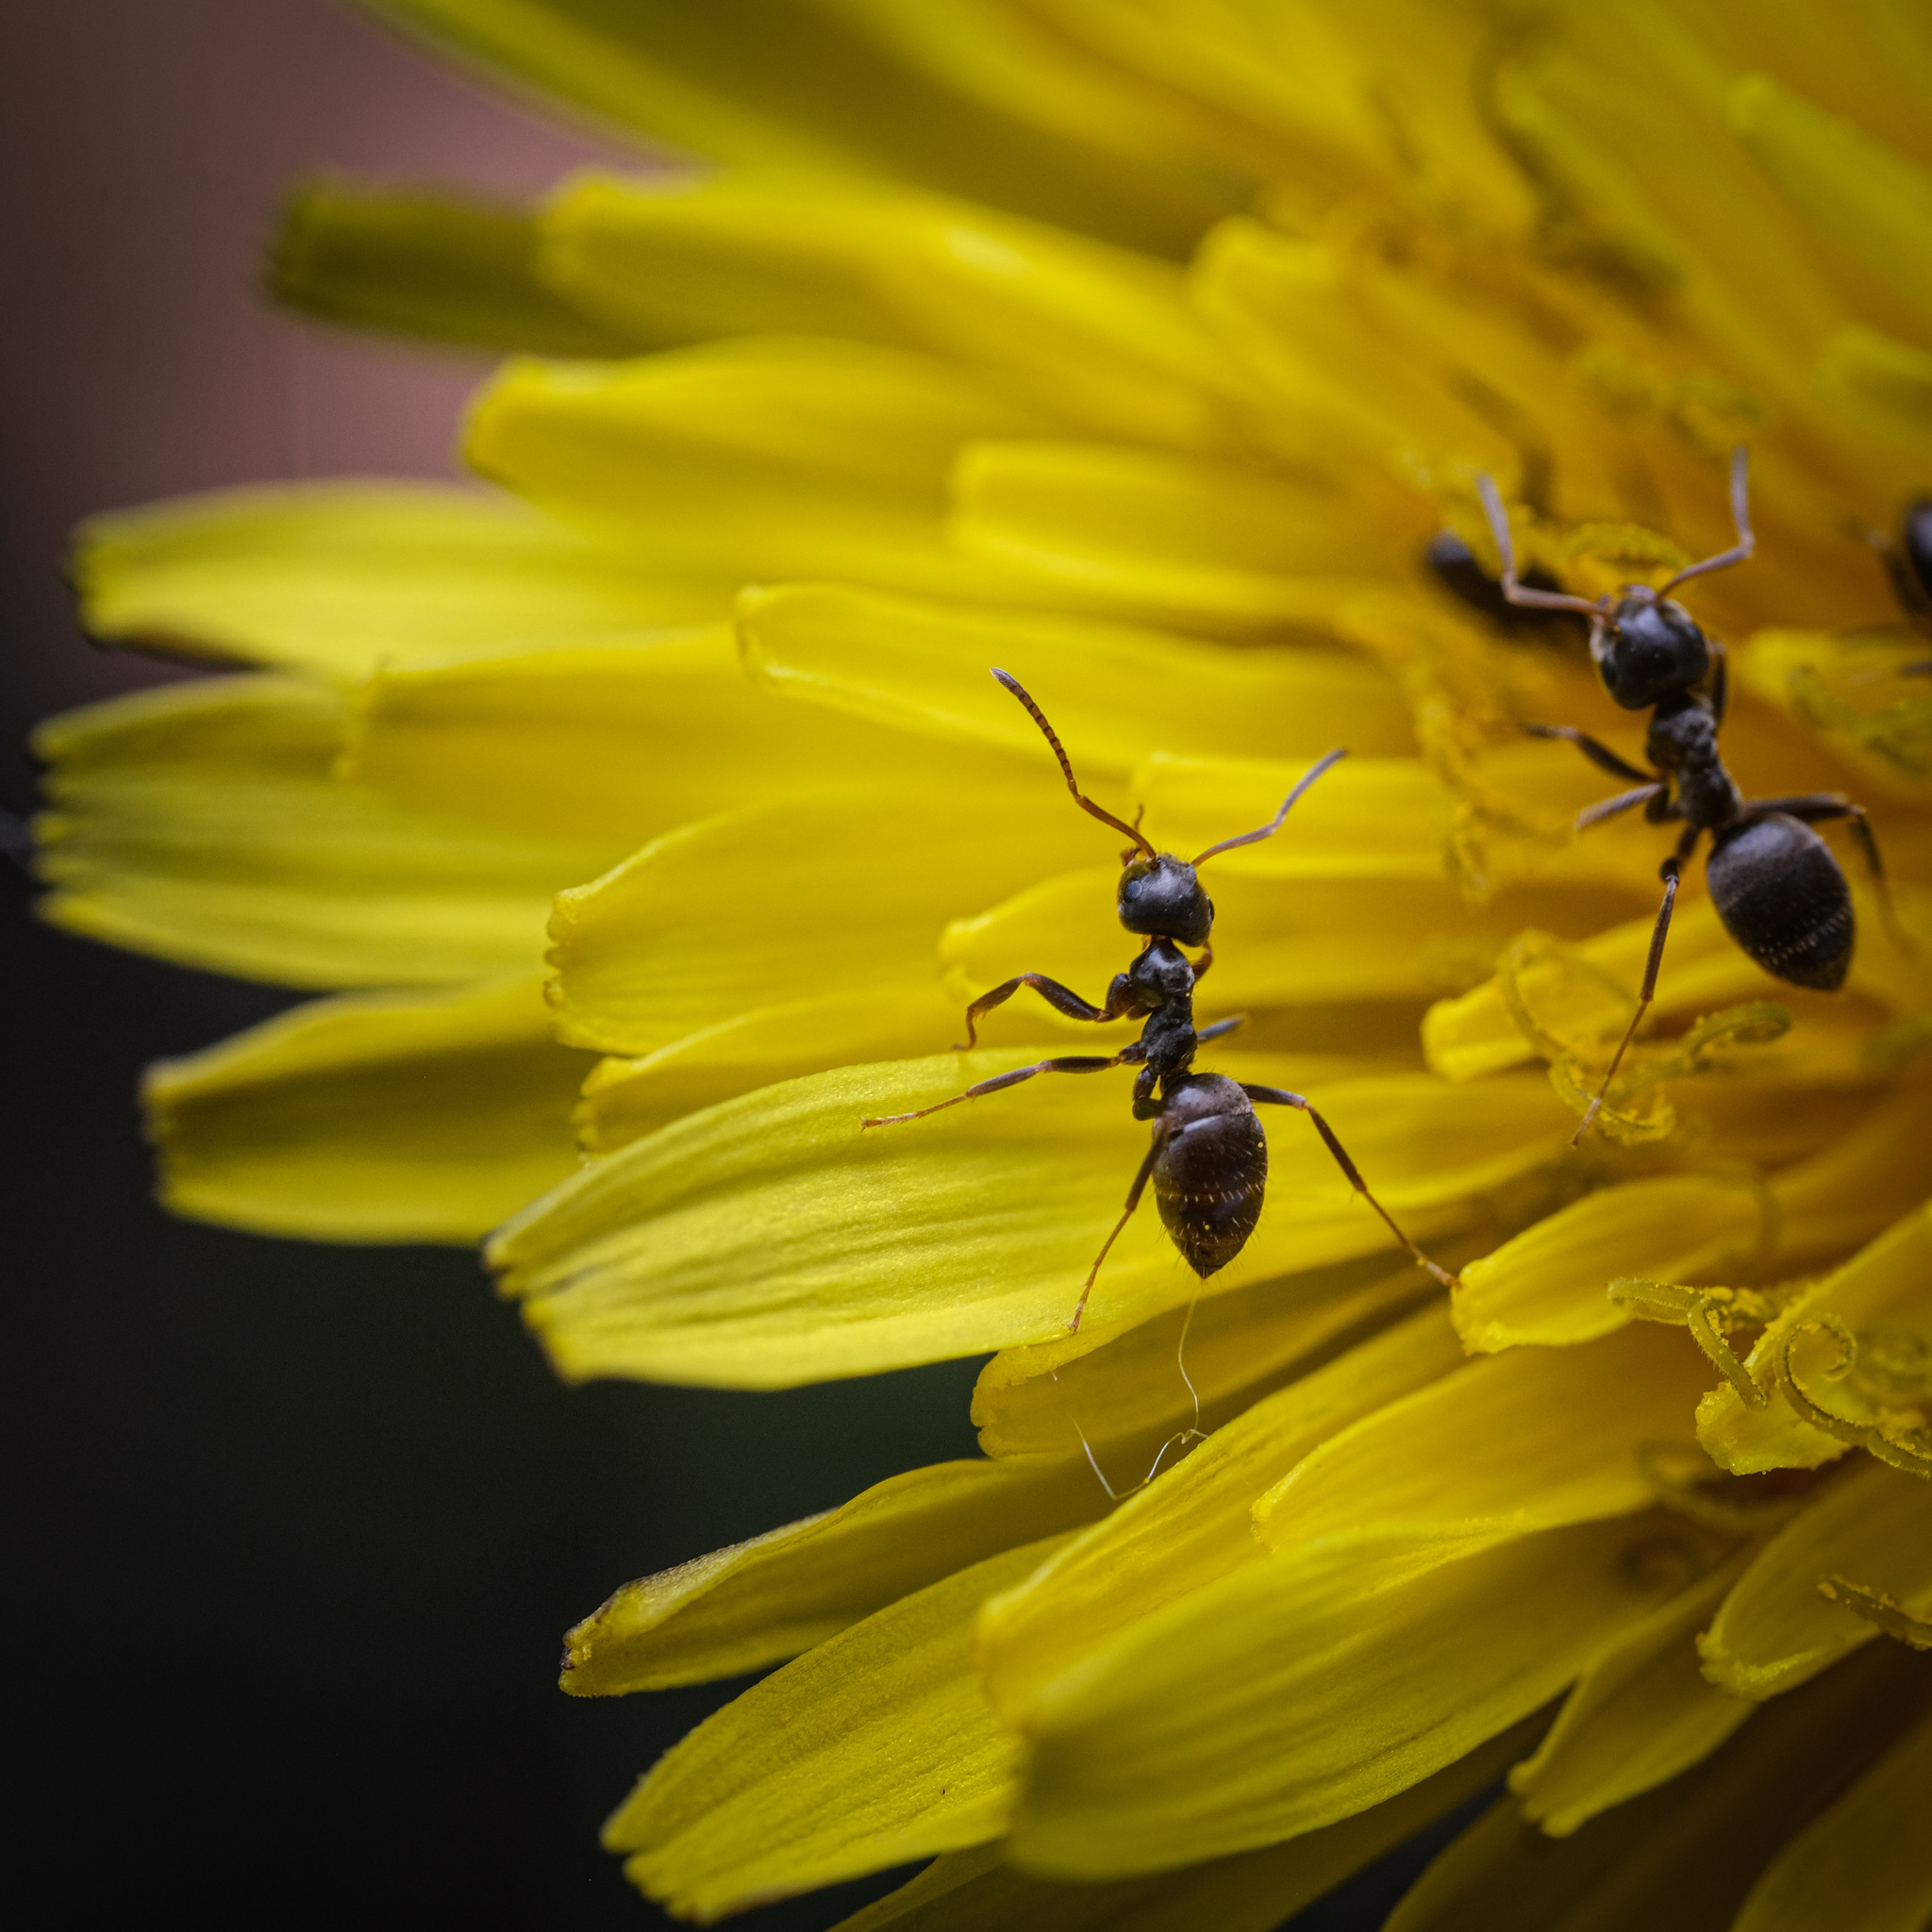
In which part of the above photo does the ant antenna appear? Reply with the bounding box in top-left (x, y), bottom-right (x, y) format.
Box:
top-left (1193, 747), bottom-right (1348, 864)
top-left (1657, 445), bottom-right (1755, 597)
top-left (993, 668), bottom-right (1155, 858)
top-left (1474, 475), bottom-right (1605, 619)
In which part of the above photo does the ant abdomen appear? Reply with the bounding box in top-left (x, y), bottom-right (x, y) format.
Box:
top-left (1152, 1074), bottom-right (1267, 1278)
top-left (1707, 813), bottom-right (1855, 991)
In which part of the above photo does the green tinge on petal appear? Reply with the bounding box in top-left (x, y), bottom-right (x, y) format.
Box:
top-left (950, 441), bottom-right (1404, 633)
top-left (351, 0), bottom-right (1221, 253)
top-left (1252, 1321), bottom-right (1720, 1559)
top-left (465, 340), bottom-right (1060, 599)
top-left (544, 779), bottom-right (1098, 1060)
top-left (1731, 74), bottom-right (1932, 332)
top-left (33, 675), bottom-right (610, 989)
top-left (563, 1455), bottom-right (1105, 1695)
top-left (1818, 325), bottom-right (1932, 467)
top-left (1008, 1510), bottom-right (1713, 1879)
top-left (1507, 1553), bottom-right (1755, 1838)
top-left (267, 175), bottom-right (641, 356)
top-left (834, 1719), bottom-right (1543, 1932)
top-left (144, 974), bottom-right (591, 1243)
top-left (978, 1306), bottom-right (1466, 1724)
top-left (1383, 1639), bottom-right (1932, 1932)
top-left (1728, 1707), bottom-right (1932, 1932)
top-left (488, 1058), bottom-right (1562, 1389)
top-left (971, 1252), bottom-right (1435, 1460)
top-left (739, 581), bottom-right (1414, 769)
top-left (602, 1535), bottom-right (1064, 1922)
top-left (1699, 1458), bottom-right (1932, 1699)
top-left (72, 482), bottom-right (730, 680)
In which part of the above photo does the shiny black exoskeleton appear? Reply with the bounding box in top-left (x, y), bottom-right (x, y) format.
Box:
top-left (863, 668), bottom-right (1454, 1330)
top-left (1876, 499), bottom-right (1932, 672)
top-left (1477, 448), bottom-right (1898, 1140)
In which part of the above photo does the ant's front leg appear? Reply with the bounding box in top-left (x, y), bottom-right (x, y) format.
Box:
top-left (1749, 791), bottom-right (1912, 951)
top-left (862, 1050), bottom-right (1132, 1128)
top-left (955, 971), bottom-right (1138, 1048)
top-left (1522, 722), bottom-right (1655, 785)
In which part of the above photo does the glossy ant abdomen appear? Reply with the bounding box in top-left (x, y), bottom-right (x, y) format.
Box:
top-left (1477, 448), bottom-right (1898, 1140)
top-left (862, 668), bottom-right (1455, 1331)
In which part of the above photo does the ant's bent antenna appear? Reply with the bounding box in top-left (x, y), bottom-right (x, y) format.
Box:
top-left (1657, 445), bottom-right (1755, 598)
top-left (1474, 475), bottom-right (1604, 619)
top-left (993, 668), bottom-right (1155, 857)
top-left (1194, 746), bottom-right (1347, 865)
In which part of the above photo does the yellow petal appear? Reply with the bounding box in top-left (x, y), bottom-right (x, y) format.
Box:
top-left (1699, 1191), bottom-right (1932, 1474)
top-left (1008, 1509), bottom-right (1715, 1877)
top-left (739, 581), bottom-right (1415, 766)
top-left (834, 1719), bottom-right (1542, 1932)
top-left (950, 441), bottom-right (1403, 633)
top-left (970, 1251), bottom-right (1435, 1459)
top-left (465, 340), bottom-right (1060, 599)
top-left (351, 0), bottom-right (1215, 252)
top-left (1699, 1458), bottom-right (1932, 1698)
top-left (488, 1058), bottom-right (1564, 1388)
top-left (267, 174), bottom-right (640, 356)
top-left (562, 1455), bottom-right (1106, 1694)
top-left (1382, 1638), bottom-right (1932, 1932)
top-left (946, 862), bottom-right (1645, 1017)
top-left (143, 974), bottom-right (591, 1242)
top-left (602, 1535), bottom-right (1063, 1922)
top-left (978, 1305), bottom-right (1465, 1722)
top-left (33, 675), bottom-right (611, 988)
top-left (1731, 74), bottom-right (1932, 332)
top-left (1729, 1708), bottom-right (1932, 1932)
top-left (1453, 1174), bottom-right (1773, 1353)
top-left (344, 625), bottom-right (1010, 849)
top-left (1507, 1552), bottom-right (1754, 1837)
top-left (73, 482), bottom-right (728, 679)
top-left (1253, 1322), bottom-right (1719, 1558)
top-left (545, 781), bottom-right (1100, 1058)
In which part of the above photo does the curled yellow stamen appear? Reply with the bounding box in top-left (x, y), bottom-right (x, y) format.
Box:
top-left (1776, 1320), bottom-right (1932, 1479)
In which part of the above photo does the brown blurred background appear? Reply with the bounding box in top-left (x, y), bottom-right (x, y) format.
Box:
top-left (4, 5), bottom-right (1473, 1924)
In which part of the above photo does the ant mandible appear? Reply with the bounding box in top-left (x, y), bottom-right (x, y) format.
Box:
top-left (1475, 447), bottom-right (1899, 1142)
top-left (863, 668), bottom-right (1456, 1332)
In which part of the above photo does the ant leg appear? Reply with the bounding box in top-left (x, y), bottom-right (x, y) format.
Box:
top-left (1195, 1015), bottom-right (1246, 1045)
top-left (1239, 1086), bottom-right (1457, 1287)
top-left (1474, 475), bottom-right (1606, 617)
top-left (1577, 782), bottom-right (1669, 830)
top-left (1658, 445), bottom-right (1756, 596)
top-left (1573, 826), bottom-right (1701, 1143)
top-left (1749, 793), bottom-right (1911, 952)
top-left (863, 1053), bottom-right (1124, 1127)
top-left (1707, 636), bottom-right (1729, 726)
top-left (1522, 722), bottom-right (1655, 784)
top-left (1069, 1130), bottom-right (1167, 1332)
top-left (1191, 940), bottom-right (1213, 985)
top-left (956, 972), bottom-right (1124, 1048)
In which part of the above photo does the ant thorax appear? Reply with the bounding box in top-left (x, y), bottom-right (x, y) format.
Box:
top-left (1599, 588), bottom-right (1712, 709)
top-left (1645, 691), bottom-right (1742, 827)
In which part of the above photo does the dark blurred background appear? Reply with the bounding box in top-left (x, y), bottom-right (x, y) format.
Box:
top-left (4, 6), bottom-right (1453, 1924)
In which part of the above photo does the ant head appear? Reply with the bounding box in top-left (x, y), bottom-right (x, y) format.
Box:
top-left (1905, 500), bottom-right (1932, 605)
top-left (1117, 852), bottom-right (1213, 947)
top-left (1601, 591), bottom-right (1711, 709)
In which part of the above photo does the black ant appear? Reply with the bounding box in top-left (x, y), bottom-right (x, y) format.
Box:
top-left (862, 669), bottom-right (1456, 1334)
top-left (1868, 499), bottom-right (1932, 670)
top-left (1476, 448), bottom-right (1900, 1142)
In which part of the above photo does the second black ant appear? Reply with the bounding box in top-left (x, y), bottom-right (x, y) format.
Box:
top-left (863, 669), bottom-right (1456, 1335)
top-left (1475, 448), bottom-right (1901, 1141)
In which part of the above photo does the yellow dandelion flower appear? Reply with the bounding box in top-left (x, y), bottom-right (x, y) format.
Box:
top-left (34, 1), bottom-right (1932, 1924)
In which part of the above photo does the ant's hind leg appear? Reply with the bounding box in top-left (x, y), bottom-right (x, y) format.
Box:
top-left (863, 1053), bottom-right (1124, 1128)
top-left (1240, 1085), bottom-right (1456, 1287)
top-left (1069, 1131), bottom-right (1166, 1333)
top-left (956, 972), bottom-right (1121, 1048)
